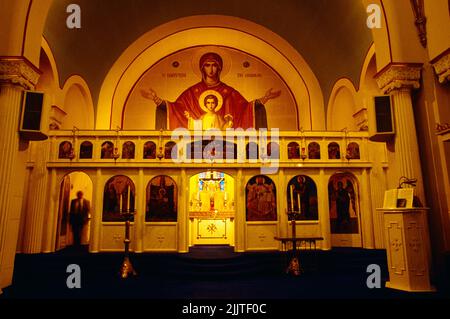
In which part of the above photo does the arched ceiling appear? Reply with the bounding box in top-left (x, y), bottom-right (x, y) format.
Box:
top-left (43, 0), bottom-right (372, 110)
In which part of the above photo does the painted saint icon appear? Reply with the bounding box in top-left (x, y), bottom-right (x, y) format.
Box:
top-left (146, 175), bottom-right (177, 222)
top-left (102, 175), bottom-right (135, 222)
top-left (286, 175), bottom-right (318, 220)
top-left (328, 142), bottom-right (341, 159)
top-left (184, 90), bottom-right (233, 130)
top-left (328, 173), bottom-right (359, 234)
top-left (246, 175), bottom-right (277, 221)
top-left (58, 141), bottom-right (73, 159)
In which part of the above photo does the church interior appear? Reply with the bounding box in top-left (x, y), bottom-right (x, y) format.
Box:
top-left (0, 0), bottom-right (450, 301)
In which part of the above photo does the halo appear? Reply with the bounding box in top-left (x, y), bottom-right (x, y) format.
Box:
top-left (191, 46), bottom-right (232, 78)
top-left (296, 175), bottom-right (306, 184)
top-left (199, 90), bottom-right (223, 112)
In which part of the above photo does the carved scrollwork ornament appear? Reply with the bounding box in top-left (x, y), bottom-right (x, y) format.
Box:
top-left (0, 58), bottom-right (40, 90)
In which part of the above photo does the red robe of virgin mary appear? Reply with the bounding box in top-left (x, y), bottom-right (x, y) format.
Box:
top-left (166, 81), bottom-right (254, 130)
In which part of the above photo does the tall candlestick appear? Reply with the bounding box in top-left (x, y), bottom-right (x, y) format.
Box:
top-left (290, 185), bottom-right (294, 212)
top-left (127, 186), bottom-right (131, 212)
top-left (298, 193), bottom-right (301, 213)
top-left (119, 194), bottom-right (122, 213)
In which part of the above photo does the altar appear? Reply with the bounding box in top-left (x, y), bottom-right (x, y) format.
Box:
top-left (188, 171), bottom-right (235, 246)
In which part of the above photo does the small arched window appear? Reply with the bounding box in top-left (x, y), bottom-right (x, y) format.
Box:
top-left (246, 142), bottom-right (259, 160)
top-left (346, 142), bottom-right (360, 159)
top-left (267, 142), bottom-right (279, 159)
top-left (79, 141), bottom-right (93, 159)
top-left (246, 175), bottom-right (277, 221)
top-left (103, 175), bottom-right (135, 222)
top-left (286, 175), bottom-right (318, 220)
top-left (101, 141), bottom-right (114, 159)
top-left (143, 141), bottom-right (156, 159)
top-left (146, 175), bottom-right (177, 222)
top-left (58, 141), bottom-right (73, 159)
top-left (287, 142), bottom-right (300, 159)
top-left (328, 142), bottom-right (341, 159)
top-left (164, 141), bottom-right (177, 159)
top-left (308, 142), bottom-right (321, 159)
top-left (122, 141), bottom-right (135, 159)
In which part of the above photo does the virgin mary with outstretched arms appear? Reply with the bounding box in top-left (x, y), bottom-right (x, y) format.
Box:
top-left (141, 52), bottom-right (281, 130)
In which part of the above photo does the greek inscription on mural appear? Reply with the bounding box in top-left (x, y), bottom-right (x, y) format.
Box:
top-left (245, 73), bottom-right (262, 77)
top-left (237, 73), bottom-right (262, 78)
top-left (164, 73), bottom-right (187, 78)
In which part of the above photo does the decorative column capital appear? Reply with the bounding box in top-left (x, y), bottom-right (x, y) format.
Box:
top-left (0, 57), bottom-right (41, 90)
top-left (430, 49), bottom-right (450, 84)
top-left (375, 63), bottom-right (422, 94)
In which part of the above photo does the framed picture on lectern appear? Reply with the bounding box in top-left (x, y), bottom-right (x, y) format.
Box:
top-left (396, 198), bottom-right (407, 208)
top-left (383, 188), bottom-right (414, 209)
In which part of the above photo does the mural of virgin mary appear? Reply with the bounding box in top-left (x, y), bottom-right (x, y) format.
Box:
top-left (141, 52), bottom-right (281, 130)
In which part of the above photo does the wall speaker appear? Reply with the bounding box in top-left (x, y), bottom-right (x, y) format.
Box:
top-left (369, 95), bottom-right (395, 142)
top-left (20, 91), bottom-right (48, 141)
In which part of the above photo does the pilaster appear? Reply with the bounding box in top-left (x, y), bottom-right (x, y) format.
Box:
top-left (235, 169), bottom-right (245, 252)
top-left (319, 168), bottom-right (331, 250)
top-left (375, 64), bottom-right (425, 203)
top-left (22, 141), bottom-right (50, 253)
top-left (0, 57), bottom-right (40, 289)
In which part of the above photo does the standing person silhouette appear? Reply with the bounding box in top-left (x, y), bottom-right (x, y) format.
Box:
top-left (335, 181), bottom-right (350, 225)
top-left (69, 191), bottom-right (90, 247)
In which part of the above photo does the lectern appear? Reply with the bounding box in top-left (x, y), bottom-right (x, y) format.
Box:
top-left (378, 207), bottom-right (435, 292)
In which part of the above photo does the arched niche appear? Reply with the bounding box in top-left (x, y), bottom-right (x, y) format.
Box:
top-left (287, 142), bottom-right (300, 159)
top-left (328, 172), bottom-right (360, 235)
top-left (286, 175), bottom-right (318, 220)
top-left (267, 142), bottom-right (279, 159)
top-left (36, 43), bottom-right (58, 96)
top-left (122, 46), bottom-right (298, 131)
top-left (58, 141), bottom-right (73, 159)
top-left (188, 170), bottom-right (234, 213)
top-left (146, 175), bottom-right (177, 222)
top-left (101, 141), bottom-right (115, 159)
top-left (79, 141), bottom-right (93, 159)
top-left (327, 79), bottom-right (358, 131)
top-left (97, 15), bottom-right (325, 131)
top-left (308, 142), bottom-right (321, 159)
top-left (56, 171), bottom-right (93, 250)
top-left (143, 141), bottom-right (157, 159)
top-left (328, 142), bottom-right (341, 159)
top-left (61, 76), bottom-right (94, 129)
top-left (103, 175), bottom-right (135, 222)
top-left (246, 142), bottom-right (259, 160)
top-left (246, 175), bottom-right (277, 221)
top-left (36, 38), bottom-right (60, 130)
top-left (346, 142), bottom-right (361, 160)
top-left (359, 46), bottom-right (380, 96)
top-left (122, 141), bottom-right (135, 159)
top-left (164, 141), bottom-right (177, 159)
